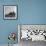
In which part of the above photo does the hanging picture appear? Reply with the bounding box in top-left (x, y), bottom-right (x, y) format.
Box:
top-left (3, 5), bottom-right (17, 20)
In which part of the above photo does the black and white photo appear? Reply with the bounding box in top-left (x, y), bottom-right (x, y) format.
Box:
top-left (3, 5), bottom-right (17, 20)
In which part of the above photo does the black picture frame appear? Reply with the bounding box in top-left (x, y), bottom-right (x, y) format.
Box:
top-left (3, 5), bottom-right (18, 20)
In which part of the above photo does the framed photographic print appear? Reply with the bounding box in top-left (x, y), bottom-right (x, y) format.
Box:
top-left (18, 24), bottom-right (46, 41)
top-left (3, 5), bottom-right (17, 20)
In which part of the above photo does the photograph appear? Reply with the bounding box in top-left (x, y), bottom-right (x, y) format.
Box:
top-left (18, 24), bottom-right (46, 41)
top-left (3, 5), bottom-right (17, 20)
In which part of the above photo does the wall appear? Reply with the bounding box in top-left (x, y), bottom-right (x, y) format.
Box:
top-left (20, 0), bottom-right (46, 24)
top-left (0, 0), bottom-right (46, 44)
top-left (0, 0), bottom-right (19, 44)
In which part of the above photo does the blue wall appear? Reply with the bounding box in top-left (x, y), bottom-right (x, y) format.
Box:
top-left (20, 0), bottom-right (46, 24)
top-left (0, 0), bottom-right (46, 44)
